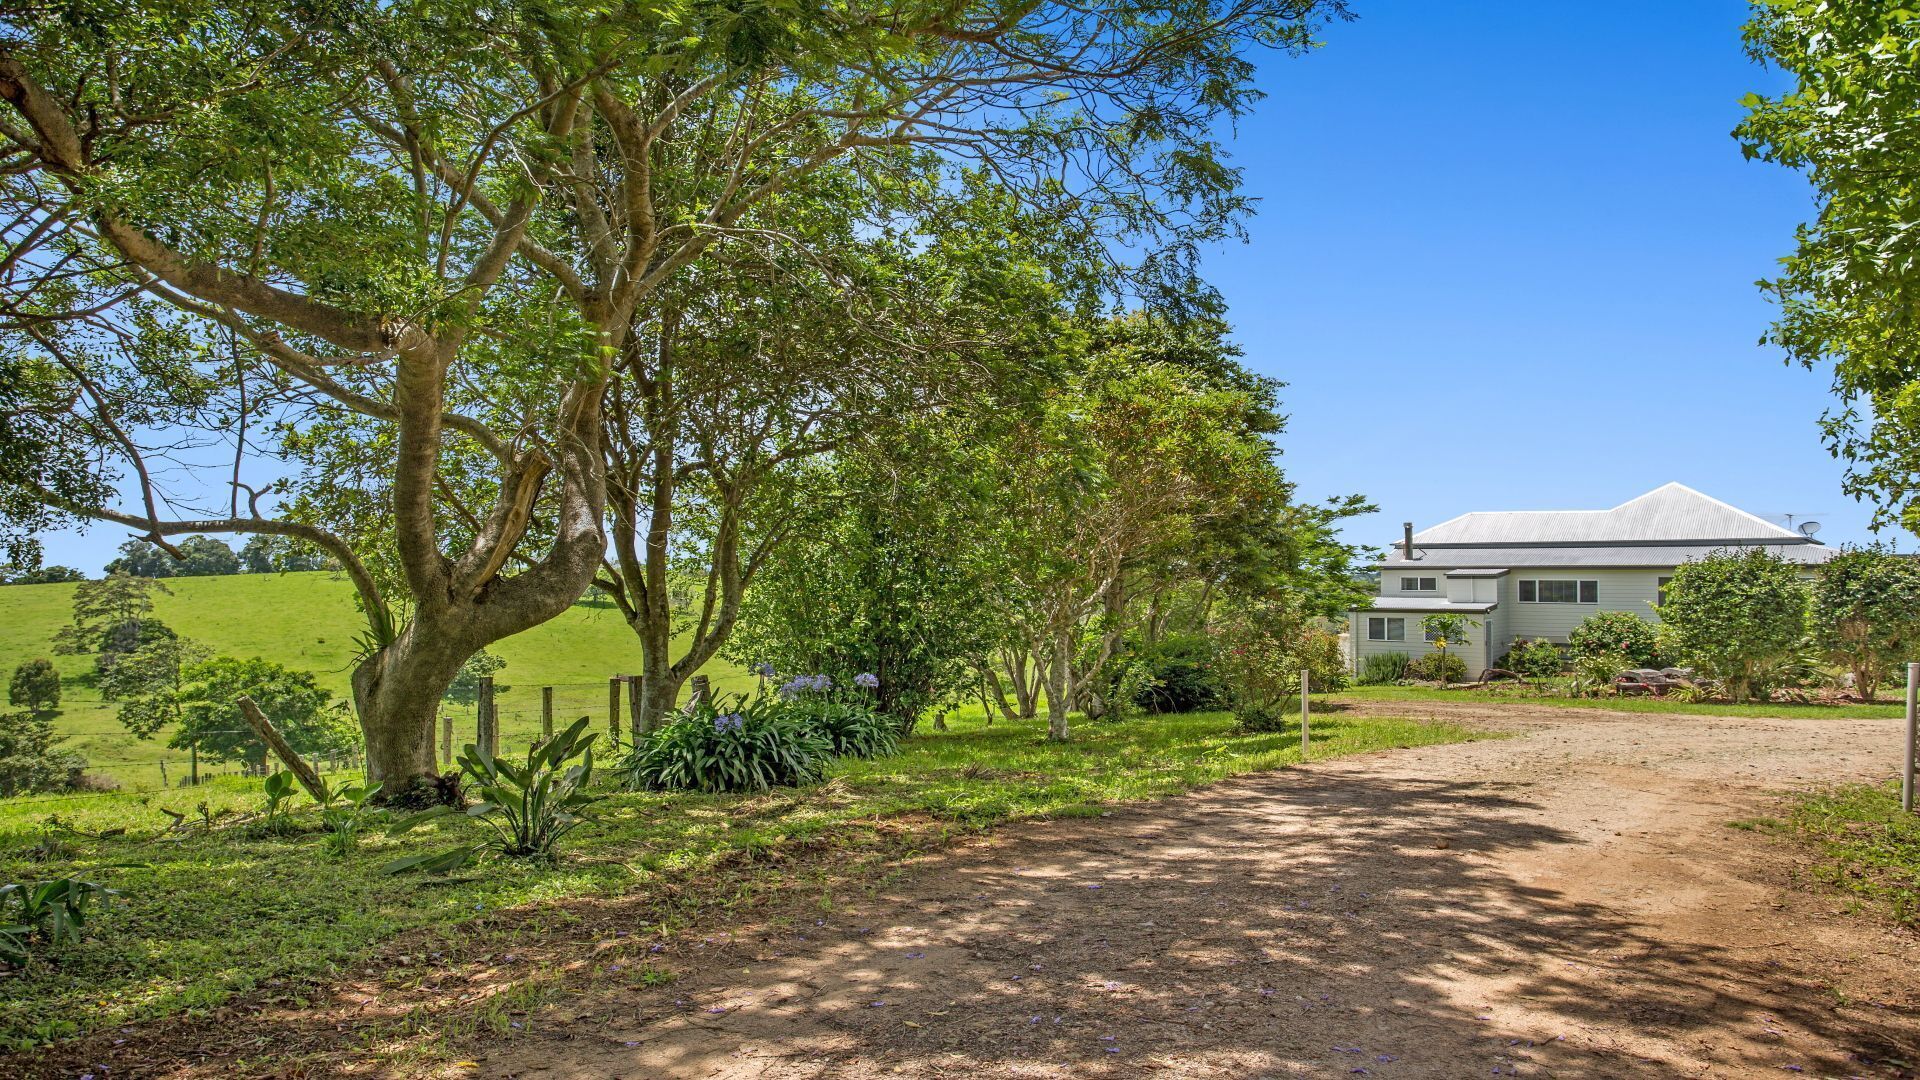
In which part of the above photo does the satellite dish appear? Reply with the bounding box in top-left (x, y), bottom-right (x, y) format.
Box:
top-left (1799, 520), bottom-right (1822, 538)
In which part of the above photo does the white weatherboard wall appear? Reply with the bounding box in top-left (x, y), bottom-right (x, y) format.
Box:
top-left (1499, 568), bottom-right (1667, 646)
top-left (1350, 610), bottom-right (1491, 675)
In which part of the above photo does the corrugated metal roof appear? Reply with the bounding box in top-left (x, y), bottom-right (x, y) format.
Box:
top-left (1404, 483), bottom-right (1810, 547)
top-left (1444, 568), bottom-right (1510, 577)
top-left (1381, 542), bottom-right (1838, 570)
top-left (1363, 597), bottom-right (1498, 613)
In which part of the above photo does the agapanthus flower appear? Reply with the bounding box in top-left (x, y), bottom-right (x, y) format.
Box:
top-left (752, 662), bottom-right (776, 678)
top-left (810, 673), bottom-right (833, 691)
top-left (711, 713), bottom-right (745, 734)
top-left (854, 672), bottom-right (880, 689)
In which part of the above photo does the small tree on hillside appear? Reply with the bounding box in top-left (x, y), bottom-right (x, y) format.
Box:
top-left (1811, 544), bottom-right (1920, 702)
top-left (0, 709), bottom-right (83, 797)
top-left (8, 659), bottom-right (59, 713)
top-left (442, 651), bottom-right (507, 711)
top-left (1419, 614), bottom-right (1475, 685)
top-left (173, 657), bottom-right (357, 770)
top-left (100, 637), bottom-right (211, 738)
top-left (1656, 548), bottom-right (1811, 702)
top-left (52, 571), bottom-right (169, 657)
top-left (174, 536), bottom-right (239, 577)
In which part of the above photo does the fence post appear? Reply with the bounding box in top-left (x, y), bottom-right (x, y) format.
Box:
top-left (237, 695), bottom-right (328, 802)
top-left (442, 714), bottom-right (454, 765)
top-left (629, 675), bottom-right (645, 744)
top-left (1904, 662), bottom-right (1917, 814)
top-left (542, 685), bottom-right (555, 742)
top-left (159, 759), bottom-right (168, 788)
top-left (608, 676), bottom-right (623, 749)
top-left (190, 739), bottom-right (200, 786)
top-left (477, 676), bottom-right (497, 757)
top-left (690, 674), bottom-right (711, 709)
top-left (1300, 668), bottom-right (1311, 758)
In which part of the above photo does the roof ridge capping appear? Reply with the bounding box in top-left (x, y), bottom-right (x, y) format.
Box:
top-left (1405, 482), bottom-right (1815, 547)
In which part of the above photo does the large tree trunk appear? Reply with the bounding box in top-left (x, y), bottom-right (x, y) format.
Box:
top-left (350, 619), bottom-right (471, 800)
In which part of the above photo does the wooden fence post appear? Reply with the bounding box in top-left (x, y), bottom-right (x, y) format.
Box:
top-left (1300, 668), bottom-right (1311, 758)
top-left (628, 675), bottom-right (645, 743)
top-left (542, 685), bottom-right (555, 742)
top-left (690, 674), bottom-right (711, 708)
top-left (189, 739), bottom-right (199, 786)
top-left (442, 714), bottom-right (454, 765)
top-left (477, 676), bottom-right (497, 757)
top-left (159, 759), bottom-right (168, 788)
top-left (608, 676), bottom-right (623, 749)
top-left (236, 695), bottom-right (327, 802)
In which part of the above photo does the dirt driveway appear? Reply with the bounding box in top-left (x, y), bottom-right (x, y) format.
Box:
top-left (465, 704), bottom-right (1920, 1080)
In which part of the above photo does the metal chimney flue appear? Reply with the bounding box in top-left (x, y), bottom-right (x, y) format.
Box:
top-left (1402, 522), bottom-right (1415, 560)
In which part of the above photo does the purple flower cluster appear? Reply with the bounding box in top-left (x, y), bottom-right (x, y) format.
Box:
top-left (776, 673), bottom-right (832, 697)
top-left (751, 662), bottom-right (776, 678)
top-left (711, 713), bottom-right (745, 734)
top-left (853, 672), bottom-right (880, 689)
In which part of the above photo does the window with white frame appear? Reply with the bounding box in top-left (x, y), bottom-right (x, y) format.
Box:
top-left (1367, 616), bottom-right (1406, 641)
top-left (1518, 579), bottom-right (1598, 604)
top-left (1399, 576), bottom-right (1438, 592)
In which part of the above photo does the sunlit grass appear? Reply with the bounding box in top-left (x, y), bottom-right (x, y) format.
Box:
top-left (0, 705), bottom-right (1478, 1047)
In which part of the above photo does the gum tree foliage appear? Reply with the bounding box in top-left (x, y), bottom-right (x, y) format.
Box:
top-left (600, 179), bottom-right (1100, 732)
top-left (0, 0), bottom-right (1347, 796)
top-left (1810, 544), bottom-right (1920, 701)
top-left (1655, 548), bottom-right (1812, 703)
top-left (1739, 3), bottom-right (1920, 530)
top-left (8, 658), bottom-right (59, 713)
top-left (727, 425), bottom-right (1011, 729)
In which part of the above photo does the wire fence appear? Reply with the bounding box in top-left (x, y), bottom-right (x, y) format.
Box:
top-left (28, 669), bottom-right (766, 798)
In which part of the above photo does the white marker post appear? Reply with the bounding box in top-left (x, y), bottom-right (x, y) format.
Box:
top-left (1300, 668), bottom-right (1311, 758)
top-left (1905, 662), bottom-right (1917, 815)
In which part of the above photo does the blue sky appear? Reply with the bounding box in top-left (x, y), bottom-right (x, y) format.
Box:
top-left (1213, 0), bottom-right (1890, 554)
top-left (34, 0), bottom-right (1887, 573)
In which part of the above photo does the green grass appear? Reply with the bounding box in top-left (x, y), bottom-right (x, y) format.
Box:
top-left (0, 573), bottom-right (752, 790)
top-left (0, 706), bottom-right (1480, 1048)
top-left (1766, 781), bottom-right (1920, 926)
top-left (1334, 683), bottom-right (1908, 720)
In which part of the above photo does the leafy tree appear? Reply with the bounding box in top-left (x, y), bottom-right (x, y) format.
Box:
top-left (1655, 549), bottom-right (1811, 703)
top-left (174, 536), bottom-right (239, 577)
top-left (238, 535), bottom-right (330, 575)
top-left (51, 571), bottom-right (170, 662)
top-left (1211, 598), bottom-right (1344, 731)
top-left (0, 542), bottom-right (85, 585)
top-left (99, 637), bottom-right (211, 739)
top-left (172, 657), bottom-right (357, 770)
top-left (103, 539), bottom-right (177, 579)
top-left (8, 660), bottom-right (60, 713)
top-left (2, 1), bottom-right (1329, 795)
top-left (1418, 615), bottom-right (1475, 685)
top-left (730, 433), bottom-right (1005, 729)
top-left (1739, 5), bottom-right (1920, 530)
top-left (1568, 611), bottom-right (1664, 669)
top-left (8, 566), bottom-right (84, 585)
top-left (0, 710), bottom-right (83, 797)
top-left (1810, 544), bottom-right (1920, 702)
top-left (442, 651), bottom-right (507, 710)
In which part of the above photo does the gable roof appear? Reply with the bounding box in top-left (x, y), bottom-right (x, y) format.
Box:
top-left (1407, 483), bottom-right (1810, 548)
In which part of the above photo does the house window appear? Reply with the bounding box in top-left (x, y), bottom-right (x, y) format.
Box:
top-left (1367, 617), bottom-right (1405, 641)
top-left (1399, 576), bottom-right (1438, 592)
top-left (1519, 579), bottom-right (1598, 604)
top-left (1657, 576), bottom-right (1673, 606)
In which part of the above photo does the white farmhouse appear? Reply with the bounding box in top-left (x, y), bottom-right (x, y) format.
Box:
top-left (1347, 483), bottom-right (1836, 676)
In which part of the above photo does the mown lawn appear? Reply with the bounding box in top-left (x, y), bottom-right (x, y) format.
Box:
top-left (1744, 781), bottom-right (1920, 926)
top-left (1335, 683), bottom-right (1907, 720)
top-left (0, 706), bottom-right (1480, 1049)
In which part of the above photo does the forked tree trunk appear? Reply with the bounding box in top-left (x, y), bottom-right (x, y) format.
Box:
top-left (1046, 632), bottom-right (1072, 741)
top-left (350, 622), bottom-right (473, 800)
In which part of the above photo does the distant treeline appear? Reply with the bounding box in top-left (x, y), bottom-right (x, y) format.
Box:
top-left (2, 536), bottom-right (335, 585)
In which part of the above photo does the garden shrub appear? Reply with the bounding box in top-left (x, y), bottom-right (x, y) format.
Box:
top-left (1567, 611), bottom-right (1665, 668)
top-left (0, 710), bottom-right (83, 797)
top-left (1358, 651), bottom-right (1410, 685)
top-left (1656, 548), bottom-right (1811, 702)
top-left (1497, 638), bottom-right (1563, 681)
top-left (783, 696), bottom-right (900, 759)
top-left (8, 658), bottom-right (59, 712)
top-left (1210, 601), bottom-right (1345, 732)
top-left (1126, 632), bottom-right (1223, 714)
top-left (622, 692), bottom-right (833, 794)
top-left (1404, 652), bottom-right (1468, 683)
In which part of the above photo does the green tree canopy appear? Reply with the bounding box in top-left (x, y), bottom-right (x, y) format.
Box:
top-left (1810, 544), bottom-right (1920, 702)
top-left (8, 659), bottom-right (60, 713)
top-left (172, 657), bottom-right (357, 769)
top-left (1655, 548), bottom-right (1811, 703)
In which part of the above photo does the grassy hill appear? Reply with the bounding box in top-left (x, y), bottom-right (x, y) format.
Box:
top-left (0, 572), bottom-right (752, 791)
